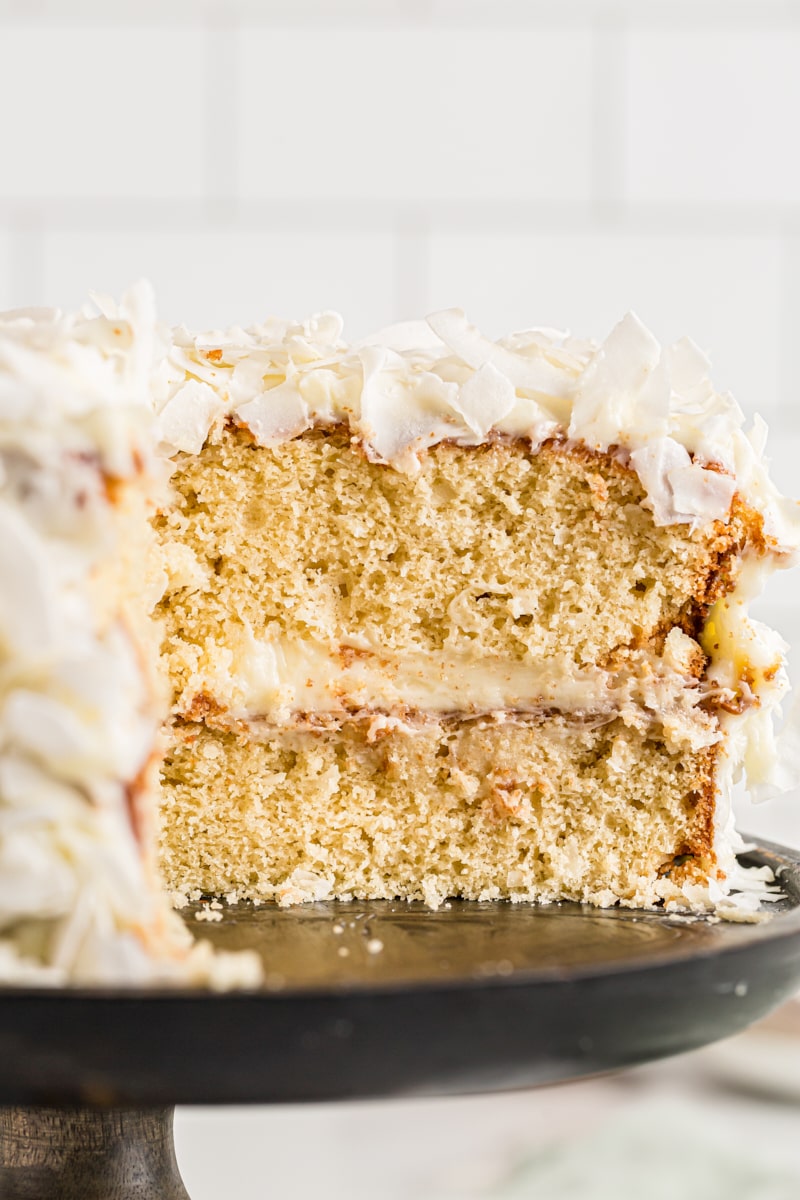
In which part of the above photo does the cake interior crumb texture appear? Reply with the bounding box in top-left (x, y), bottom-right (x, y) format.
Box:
top-left (157, 431), bottom-right (743, 686)
top-left (154, 427), bottom-right (752, 908)
top-left (161, 717), bottom-right (716, 910)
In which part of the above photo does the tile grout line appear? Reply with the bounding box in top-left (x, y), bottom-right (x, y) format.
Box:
top-left (395, 0), bottom-right (435, 23)
top-left (4, 198), bottom-right (800, 237)
top-left (8, 209), bottom-right (45, 306)
top-left (393, 210), bottom-right (431, 320)
top-left (2, 1), bottom-right (800, 30)
top-left (590, 6), bottom-right (627, 224)
top-left (777, 228), bottom-right (799, 417)
top-left (204, 4), bottom-right (240, 221)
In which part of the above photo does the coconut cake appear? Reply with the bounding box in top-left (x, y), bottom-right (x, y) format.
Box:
top-left (0, 285), bottom-right (797, 983)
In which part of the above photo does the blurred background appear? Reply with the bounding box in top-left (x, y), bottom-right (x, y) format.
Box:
top-left (2, 0), bottom-right (799, 1195)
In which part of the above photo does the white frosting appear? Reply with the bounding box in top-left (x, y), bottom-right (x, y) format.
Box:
top-left (0, 285), bottom-right (260, 987)
top-left (702, 559), bottom-right (800, 805)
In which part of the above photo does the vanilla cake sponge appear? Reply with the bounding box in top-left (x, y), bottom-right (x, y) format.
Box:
top-left (157, 430), bottom-right (734, 908)
top-left (150, 304), bottom-right (799, 914)
top-left (162, 719), bottom-right (717, 910)
top-left (157, 431), bottom-right (748, 690)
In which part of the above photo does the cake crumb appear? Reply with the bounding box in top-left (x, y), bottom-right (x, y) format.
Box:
top-left (195, 907), bottom-right (223, 923)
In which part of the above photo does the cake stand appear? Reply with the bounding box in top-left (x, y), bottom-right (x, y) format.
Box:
top-left (1, 839), bottom-right (800, 1199)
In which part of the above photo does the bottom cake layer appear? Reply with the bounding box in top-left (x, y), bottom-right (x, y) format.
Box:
top-left (159, 716), bottom-right (719, 909)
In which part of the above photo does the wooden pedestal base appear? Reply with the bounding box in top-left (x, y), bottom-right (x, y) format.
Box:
top-left (0, 1106), bottom-right (189, 1199)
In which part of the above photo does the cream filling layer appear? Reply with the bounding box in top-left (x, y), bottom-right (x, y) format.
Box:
top-left (175, 626), bottom-right (719, 754)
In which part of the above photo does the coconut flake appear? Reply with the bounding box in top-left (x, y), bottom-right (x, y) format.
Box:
top-left (629, 437), bottom-right (693, 525)
top-left (570, 312), bottom-right (670, 449)
top-left (0, 501), bottom-right (58, 656)
top-left (302, 311), bottom-right (344, 346)
top-left (356, 346), bottom-right (463, 470)
top-left (158, 379), bottom-right (224, 454)
top-left (666, 337), bottom-right (715, 411)
top-left (3, 690), bottom-right (102, 777)
top-left (748, 413), bottom-right (769, 459)
top-left (451, 362), bottom-right (516, 437)
top-left (669, 464), bottom-right (737, 525)
top-left (235, 380), bottom-right (310, 446)
top-left (627, 438), bottom-right (735, 527)
top-left (427, 308), bottom-right (573, 398)
top-left (229, 352), bottom-right (280, 406)
top-left (359, 320), bottom-right (445, 354)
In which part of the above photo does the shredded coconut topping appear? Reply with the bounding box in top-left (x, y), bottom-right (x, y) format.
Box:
top-left (151, 304), bottom-right (800, 557)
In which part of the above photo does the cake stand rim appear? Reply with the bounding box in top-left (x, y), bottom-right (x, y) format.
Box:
top-left (0, 838), bottom-right (799, 1106)
top-left (0, 835), bottom-right (798, 1004)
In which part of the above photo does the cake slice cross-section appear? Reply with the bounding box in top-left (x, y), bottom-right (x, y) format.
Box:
top-left (150, 305), bottom-right (800, 916)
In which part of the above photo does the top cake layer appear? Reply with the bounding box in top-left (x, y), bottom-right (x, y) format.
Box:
top-left (157, 429), bottom-right (745, 739)
top-left (148, 302), bottom-right (800, 557)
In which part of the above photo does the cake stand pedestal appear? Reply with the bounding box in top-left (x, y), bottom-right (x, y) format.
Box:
top-left (1, 840), bottom-right (799, 1200)
top-left (0, 1107), bottom-right (186, 1198)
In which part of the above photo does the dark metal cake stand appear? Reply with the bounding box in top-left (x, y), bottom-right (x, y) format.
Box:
top-left (1, 839), bottom-right (800, 1198)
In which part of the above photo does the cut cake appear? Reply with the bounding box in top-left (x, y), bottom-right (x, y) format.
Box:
top-left (0, 285), bottom-right (798, 983)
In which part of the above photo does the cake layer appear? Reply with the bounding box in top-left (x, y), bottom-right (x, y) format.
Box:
top-left (159, 716), bottom-right (717, 910)
top-left (155, 429), bottom-right (752, 718)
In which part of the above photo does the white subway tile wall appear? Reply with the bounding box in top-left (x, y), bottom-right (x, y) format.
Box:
top-left (625, 31), bottom-right (800, 207)
top-left (42, 229), bottom-right (398, 336)
top-left (239, 30), bottom-right (595, 202)
top-left (0, 1), bottom-right (797, 846)
top-left (0, 29), bottom-right (208, 200)
top-left (428, 230), bottom-right (785, 408)
top-left (0, 232), bottom-right (11, 311)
